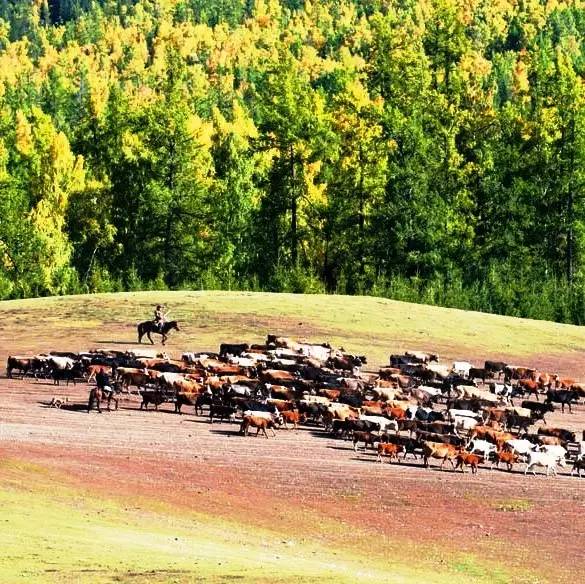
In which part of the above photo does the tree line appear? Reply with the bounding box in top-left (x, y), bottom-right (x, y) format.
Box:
top-left (0, 0), bottom-right (584, 323)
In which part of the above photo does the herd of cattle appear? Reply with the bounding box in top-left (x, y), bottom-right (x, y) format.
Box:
top-left (6, 337), bottom-right (585, 478)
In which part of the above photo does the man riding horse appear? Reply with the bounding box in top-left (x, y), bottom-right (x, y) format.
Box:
top-left (137, 307), bottom-right (180, 345)
top-left (154, 304), bottom-right (168, 333)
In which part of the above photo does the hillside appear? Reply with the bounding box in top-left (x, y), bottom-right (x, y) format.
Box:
top-left (1, 290), bottom-right (585, 376)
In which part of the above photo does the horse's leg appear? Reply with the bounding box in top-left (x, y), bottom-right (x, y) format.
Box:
top-left (148, 331), bottom-right (154, 345)
top-left (162, 334), bottom-right (167, 346)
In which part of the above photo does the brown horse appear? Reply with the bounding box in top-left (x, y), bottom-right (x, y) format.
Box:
top-left (137, 320), bottom-right (180, 345)
top-left (87, 387), bottom-right (119, 413)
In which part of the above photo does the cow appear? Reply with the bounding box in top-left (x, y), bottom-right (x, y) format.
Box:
top-left (538, 444), bottom-right (567, 461)
top-left (209, 404), bottom-right (237, 424)
top-left (175, 390), bottom-right (202, 414)
top-left (377, 442), bottom-right (404, 463)
top-left (260, 369), bottom-right (297, 386)
top-left (359, 415), bottom-right (398, 433)
top-left (417, 430), bottom-right (465, 447)
top-left (466, 439), bottom-right (496, 461)
top-left (521, 400), bottom-right (554, 422)
top-left (281, 410), bottom-right (304, 430)
top-left (240, 415), bottom-right (277, 438)
top-left (504, 439), bottom-right (537, 457)
top-left (117, 367), bottom-right (151, 390)
top-left (505, 413), bottom-right (533, 433)
top-left (545, 389), bottom-right (579, 414)
top-left (352, 431), bottom-right (378, 451)
top-left (571, 458), bottom-right (585, 478)
top-left (538, 427), bottom-right (576, 443)
top-left (51, 363), bottom-right (84, 386)
top-left (484, 360), bottom-right (507, 378)
top-left (524, 451), bottom-right (566, 476)
top-left (6, 356), bottom-right (35, 378)
top-left (489, 383), bottom-right (518, 404)
top-left (455, 452), bottom-right (481, 474)
top-left (416, 421), bottom-right (455, 435)
top-left (422, 441), bottom-right (459, 470)
top-left (491, 450), bottom-right (519, 471)
top-left (140, 390), bottom-right (166, 410)
top-left (452, 361), bottom-right (472, 377)
top-left (468, 368), bottom-right (487, 383)
top-left (385, 407), bottom-right (407, 420)
top-left (404, 351), bottom-right (439, 364)
top-left (219, 343), bottom-right (250, 357)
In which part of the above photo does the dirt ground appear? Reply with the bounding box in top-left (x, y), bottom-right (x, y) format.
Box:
top-left (1, 370), bottom-right (584, 582)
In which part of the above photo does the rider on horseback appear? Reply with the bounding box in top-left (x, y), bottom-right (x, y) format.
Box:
top-left (154, 304), bottom-right (167, 333)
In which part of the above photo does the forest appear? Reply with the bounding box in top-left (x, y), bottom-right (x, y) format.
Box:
top-left (0, 0), bottom-right (584, 323)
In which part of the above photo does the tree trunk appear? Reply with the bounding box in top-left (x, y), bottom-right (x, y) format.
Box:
top-left (290, 145), bottom-right (298, 266)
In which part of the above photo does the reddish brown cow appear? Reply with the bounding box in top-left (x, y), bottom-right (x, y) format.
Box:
top-left (455, 452), bottom-right (481, 474)
top-left (240, 415), bottom-right (277, 438)
top-left (556, 377), bottom-right (575, 389)
top-left (386, 407), bottom-right (406, 420)
top-left (318, 389), bottom-right (341, 401)
top-left (377, 443), bottom-right (403, 463)
top-left (491, 450), bottom-right (519, 471)
top-left (518, 379), bottom-right (540, 400)
top-left (281, 410), bottom-right (304, 430)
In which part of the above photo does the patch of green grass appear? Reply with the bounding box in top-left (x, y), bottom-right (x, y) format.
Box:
top-left (0, 461), bottom-right (531, 584)
top-left (494, 499), bottom-right (533, 513)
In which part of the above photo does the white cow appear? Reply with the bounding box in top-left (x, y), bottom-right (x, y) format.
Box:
top-left (467, 439), bottom-right (497, 460)
top-left (359, 415), bottom-right (398, 433)
top-left (48, 355), bottom-right (76, 370)
top-left (452, 361), bottom-right (473, 377)
top-left (454, 416), bottom-right (480, 432)
top-left (416, 385), bottom-right (443, 398)
top-left (505, 439), bottom-right (537, 457)
top-left (448, 409), bottom-right (482, 420)
top-left (524, 451), bottom-right (566, 476)
top-left (538, 445), bottom-right (567, 461)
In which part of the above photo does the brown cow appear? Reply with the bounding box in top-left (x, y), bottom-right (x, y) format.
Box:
top-left (281, 410), bottom-right (304, 430)
top-left (455, 452), bottom-right (481, 474)
top-left (422, 441), bottom-right (459, 470)
top-left (118, 367), bottom-right (150, 390)
top-left (352, 431), bottom-right (378, 451)
top-left (556, 378), bottom-right (576, 389)
top-left (261, 369), bottom-right (296, 385)
top-left (491, 450), bottom-right (519, 472)
top-left (386, 407), bottom-right (406, 420)
top-left (377, 442), bottom-right (404, 463)
top-left (517, 379), bottom-right (540, 400)
top-left (318, 389), bottom-right (341, 401)
top-left (267, 399), bottom-right (295, 412)
top-left (240, 415), bottom-right (277, 438)
top-left (86, 364), bottom-right (112, 383)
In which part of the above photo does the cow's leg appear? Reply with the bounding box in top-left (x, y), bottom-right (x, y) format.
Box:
top-left (270, 427), bottom-right (276, 437)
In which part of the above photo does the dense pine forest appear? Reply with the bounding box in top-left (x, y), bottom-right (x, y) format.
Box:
top-left (0, 1), bottom-right (584, 322)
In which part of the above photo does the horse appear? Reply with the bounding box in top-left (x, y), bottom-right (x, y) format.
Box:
top-left (137, 320), bottom-right (180, 345)
top-left (87, 386), bottom-right (119, 413)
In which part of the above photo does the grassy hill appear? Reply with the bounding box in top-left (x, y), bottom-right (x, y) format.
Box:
top-left (0, 290), bottom-right (584, 375)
